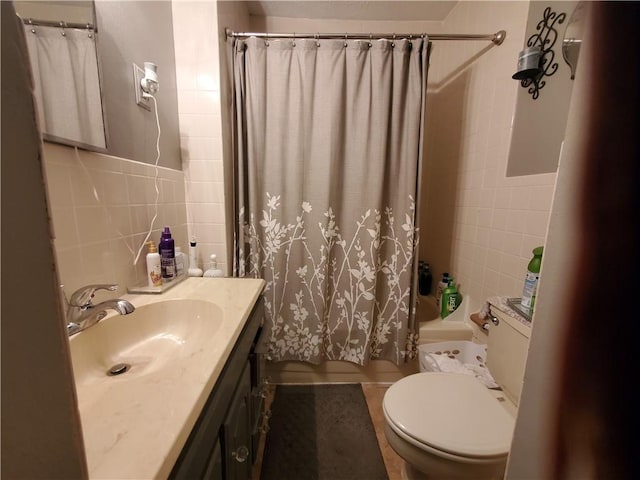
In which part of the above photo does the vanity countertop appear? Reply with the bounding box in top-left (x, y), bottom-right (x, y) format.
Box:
top-left (70, 277), bottom-right (265, 479)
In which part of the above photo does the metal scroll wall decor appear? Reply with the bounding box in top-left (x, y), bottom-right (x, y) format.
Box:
top-left (513, 6), bottom-right (567, 100)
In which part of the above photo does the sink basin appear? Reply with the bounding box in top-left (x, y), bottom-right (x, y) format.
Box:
top-left (70, 299), bottom-right (223, 390)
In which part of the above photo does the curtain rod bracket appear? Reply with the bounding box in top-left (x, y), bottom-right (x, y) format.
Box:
top-left (494, 30), bottom-right (507, 45)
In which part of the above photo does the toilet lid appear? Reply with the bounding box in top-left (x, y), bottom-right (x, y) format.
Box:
top-left (383, 373), bottom-right (515, 458)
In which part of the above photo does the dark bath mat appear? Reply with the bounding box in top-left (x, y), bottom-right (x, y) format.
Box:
top-left (259, 383), bottom-right (388, 480)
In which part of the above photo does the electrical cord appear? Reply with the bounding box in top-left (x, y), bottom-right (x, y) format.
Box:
top-left (133, 94), bottom-right (161, 266)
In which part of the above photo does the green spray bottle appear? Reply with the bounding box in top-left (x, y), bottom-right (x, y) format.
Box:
top-left (521, 246), bottom-right (543, 312)
top-left (440, 278), bottom-right (460, 319)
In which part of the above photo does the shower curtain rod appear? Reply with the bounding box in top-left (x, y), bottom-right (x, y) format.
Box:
top-left (226, 28), bottom-right (506, 45)
top-left (21, 17), bottom-right (95, 31)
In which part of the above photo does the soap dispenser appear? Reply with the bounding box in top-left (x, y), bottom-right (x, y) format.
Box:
top-left (203, 254), bottom-right (224, 278)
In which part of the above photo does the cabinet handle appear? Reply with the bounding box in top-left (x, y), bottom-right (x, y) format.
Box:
top-left (232, 445), bottom-right (250, 463)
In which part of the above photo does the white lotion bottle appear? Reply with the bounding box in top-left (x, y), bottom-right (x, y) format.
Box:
top-left (188, 239), bottom-right (203, 277)
top-left (146, 241), bottom-right (162, 287)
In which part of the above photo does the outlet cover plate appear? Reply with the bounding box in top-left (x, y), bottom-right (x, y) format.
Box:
top-left (133, 63), bottom-right (150, 111)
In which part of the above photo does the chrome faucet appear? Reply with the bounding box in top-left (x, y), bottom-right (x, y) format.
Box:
top-left (65, 284), bottom-right (135, 336)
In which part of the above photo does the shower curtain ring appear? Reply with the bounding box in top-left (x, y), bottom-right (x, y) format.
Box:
top-left (315, 33), bottom-right (320, 47)
top-left (292, 32), bottom-right (296, 47)
top-left (59, 21), bottom-right (66, 37)
top-left (392, 33), bottom-right (396, 48)
top-left (368, 33), bottom-right (372, 48)
top-left (28, 18), bottom-right (36, 34)
top-left (344, 33), bottom-right (348, 48)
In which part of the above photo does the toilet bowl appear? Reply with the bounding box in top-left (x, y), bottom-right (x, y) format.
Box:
top-left (383, 303), bottom-right (531, 479)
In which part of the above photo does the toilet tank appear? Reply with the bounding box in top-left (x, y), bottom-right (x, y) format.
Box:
top-left (485, 305), bottom-right (532, 405)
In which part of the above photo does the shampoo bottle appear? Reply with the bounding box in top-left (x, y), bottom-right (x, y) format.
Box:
top-left (418, 261), bottom-right (433, 296)
top-left (146, 241), bottom-right (162, 287)
top-left (188, 239), bottom-right (203, 277)
top-left (521, 246), bottom-right (544, 311)
top-left (159, 226), bottom-right (176, 280)
top-left (440, 279), bottom-right (460, 319)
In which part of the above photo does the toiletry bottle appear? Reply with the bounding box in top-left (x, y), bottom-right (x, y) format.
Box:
top-left (146, 241), bottom-right (162, 287)
top-left (521, 246), bottom-right (544, 311)
top-left (441, 279), bottom-right (460, 319)
top-left (159, 226), bottom-right (176, 280)
top-left (203, 254), bottom-right (225, 278)
top-left (188, 239), bottom-right (203, 277)
top-left (418, 262), bottom-right (433, 296)
top-left (436, 272), bottom-right (450, 308)
top-left (174, 246), bottom-right (185, 277)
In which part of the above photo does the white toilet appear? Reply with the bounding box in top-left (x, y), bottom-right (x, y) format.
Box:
top-left (383, 303), bottom-right (531, 479)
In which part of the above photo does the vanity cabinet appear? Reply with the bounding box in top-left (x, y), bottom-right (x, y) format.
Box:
top-left (170, 297), bottom-right (266, 480)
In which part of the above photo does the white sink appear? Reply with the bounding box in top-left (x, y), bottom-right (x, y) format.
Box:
top-left (70, 299), bottom-right (224, 387)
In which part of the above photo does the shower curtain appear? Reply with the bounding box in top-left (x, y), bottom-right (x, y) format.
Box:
top-left (23, 24), bottom-right (105, 149)
top-left (230, 36), bottom-right (429, 365)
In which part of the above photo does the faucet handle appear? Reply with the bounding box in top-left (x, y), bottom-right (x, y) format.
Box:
top-left (69, 284), bottom-right (118, 307)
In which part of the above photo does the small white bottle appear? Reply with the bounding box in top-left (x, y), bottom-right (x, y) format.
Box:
top-left (203, 254), bottom-right (225, 278)
top-left (146, 241), bottom-right (162, 287)
top-left (174, 246), bottom-right (185, 277)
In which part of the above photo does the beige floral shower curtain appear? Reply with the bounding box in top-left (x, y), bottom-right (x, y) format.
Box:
top-left (230, 36), bottom-right (429, 365)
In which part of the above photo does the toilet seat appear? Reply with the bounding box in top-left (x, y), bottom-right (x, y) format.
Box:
top-left (383, 373), bottom-right (515, 461)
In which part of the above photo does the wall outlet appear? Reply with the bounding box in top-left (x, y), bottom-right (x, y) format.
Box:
top-left (133, 63), bottom-right (150, 111)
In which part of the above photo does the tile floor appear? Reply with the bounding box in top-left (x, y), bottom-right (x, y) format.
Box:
top-left (251, 383), bottom-right (405, 480)
top-left (362, 383), bottom-right (405, 480)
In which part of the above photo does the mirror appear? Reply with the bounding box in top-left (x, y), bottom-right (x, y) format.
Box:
top-left (14, 1), bottom-right (107, 151)
top-left (15, 1), bottom-right (182, 169)
top-left (506, 1), bottom-right (581, 177)
top-left (562, 2), bottom-right (586, 79)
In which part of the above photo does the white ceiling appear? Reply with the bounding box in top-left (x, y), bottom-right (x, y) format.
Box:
top-left (245, 1), bottom-right (458, 22)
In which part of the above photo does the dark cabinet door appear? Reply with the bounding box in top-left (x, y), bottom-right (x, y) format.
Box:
top-left (222, 363), bottom-right (252, 480)
top-left (202, 438), bottom-right (224, 480)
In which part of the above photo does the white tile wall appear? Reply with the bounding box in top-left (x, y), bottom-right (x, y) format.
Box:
top-left (43, 143), bottom-right (188, 300)
top-left (172, 0), bottom-right (234, 274)
top-left (419, 1), bottom-right (558, 313)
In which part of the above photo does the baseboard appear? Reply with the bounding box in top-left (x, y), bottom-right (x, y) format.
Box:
top-left (266, 359), bottom-right (419, 384)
